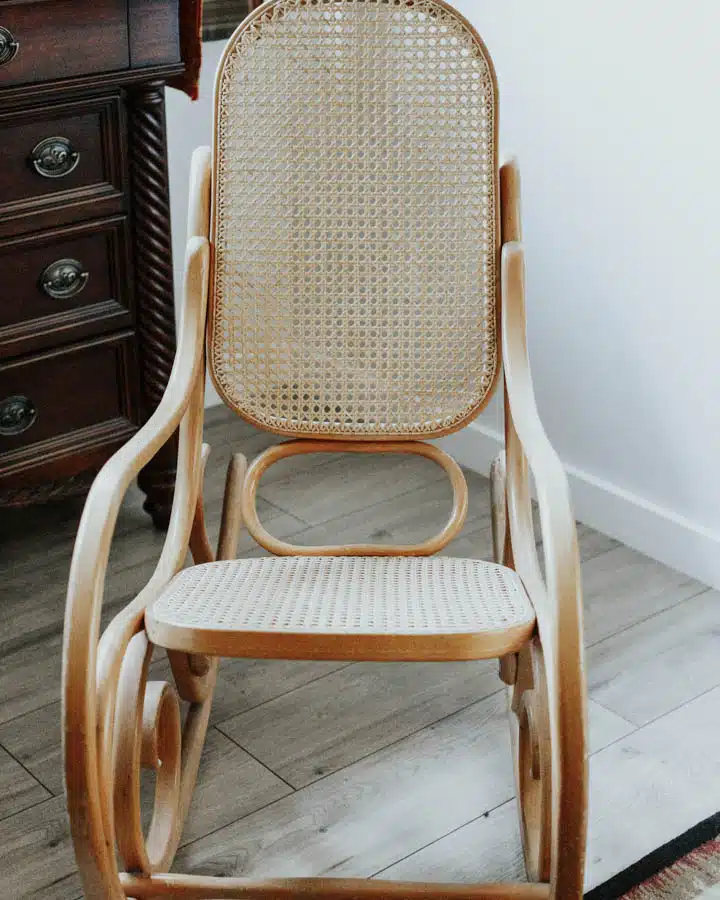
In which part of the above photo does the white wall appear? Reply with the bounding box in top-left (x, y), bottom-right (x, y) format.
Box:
top-left (441, 0), bottom-right (720, 586)
top-left (165, 5), bottom-right (720, 586)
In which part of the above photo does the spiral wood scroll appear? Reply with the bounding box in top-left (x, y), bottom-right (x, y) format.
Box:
top-left (113, 632), bottom-right (183, 874)
top-left (129, 82), bottom-right (179, 528)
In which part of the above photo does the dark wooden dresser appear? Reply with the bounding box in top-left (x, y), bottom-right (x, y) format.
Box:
top-left (0, 0), bottom-right (194, 528)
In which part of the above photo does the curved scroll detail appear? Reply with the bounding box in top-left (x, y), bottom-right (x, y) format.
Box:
top-left (113, 631), bottom-right (182, 874)
top-left (509, 637), bottom-right (552, 883)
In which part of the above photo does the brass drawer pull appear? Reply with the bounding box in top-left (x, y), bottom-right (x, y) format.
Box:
top-left (0, 395), bottom-right (37, 436)
top-left (0, 26), bottom-right (19, 68)
top-left (41, 258), bottom-right (90, 299)
top-left (29, 136), bottom-right (80, 179)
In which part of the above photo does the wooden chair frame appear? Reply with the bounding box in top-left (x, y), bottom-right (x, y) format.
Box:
top-left (63, 100), bottom-right (587, 900)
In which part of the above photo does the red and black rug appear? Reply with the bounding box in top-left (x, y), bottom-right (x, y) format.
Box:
top-left (586, 813), bottom-right (720, 899)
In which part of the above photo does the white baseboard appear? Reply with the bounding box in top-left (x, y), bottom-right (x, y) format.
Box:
top-left (437, 422), bottom-right (720, 590)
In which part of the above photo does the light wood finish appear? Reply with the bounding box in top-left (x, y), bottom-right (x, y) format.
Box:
top-left (3, 407), bottom-right (715, 895)
top-left (499, 159), bottom-right (588, 896)
top-left (119, 873), bottom-right (550, 899)
top-left (188, 442), bottom-right (215, 565)
top-left (63, 162), bottom-right (212, 895)
top-left (509, 638), bottom-right (552, 882)
top-left (490, 452), bottom-right (508, 569)
top-left (113, 631), bottom-right (182, 873)
top-left (186, 145), bottom-right (212, 242)
top-left (208, 0), bottom-right (501, 441)
top-left (241, 440), bottom-right (469, 557)
top-left (218, 452), bottom-right (248, 561)
top-left (146, 555), bottom-right (536, 662)
top-left (500, 157), bottom-right (523, 244)
top-left (58, 14), bottom-right (589, 900)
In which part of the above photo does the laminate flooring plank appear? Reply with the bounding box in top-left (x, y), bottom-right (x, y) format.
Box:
top-left (257, 452), bottom-right (448, 526)
top-left (0, 743), bottom-right (50, 820)
top-left (382, 688), bottom-right (720, 891)
top-left (378, 798), bottom-right (526, 885)
top-left (175, 691), bottom-right (516, 879)
top-left (0, 630), bottom-right (66, 727)
top-left (582, 685), bottom-right (720, 888)
top-left (267, 477), bottom-right (491, 554)
top-left (580, 545), bottom-right (706, 645)
top-left (587, 588), bottom-right (720, 725)
top-left (0, 795), bottom-right (81, 900)
top-left (217, 660), bottom-right (502, 787)
top-left (169, 727), bottom-right (293, 845)
top-left (147, 655), bottom-right (352, 728)
top-left (0, 701), bottom-right (63, 796)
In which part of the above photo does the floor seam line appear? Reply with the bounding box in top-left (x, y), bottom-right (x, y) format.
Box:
top-left (586, 585), bottom-right (712, 650)
top-left (176, 687), bottom-right (508, 854)
top-left (212, 725), bottom-right (298, 792)
top-left (211, 662), bottom-right (356, 726)
top-left (0, 739), bottom-right (55, 797)
top-left (0, 791), bottom-right (55, 825)
top-left (257, 469), bottom-right (448, 535)
top-left (369, 797), bottom-right (518, 879)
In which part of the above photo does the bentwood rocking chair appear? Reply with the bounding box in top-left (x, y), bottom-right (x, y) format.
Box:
top-left (63, 1), bottom-right (588, 897)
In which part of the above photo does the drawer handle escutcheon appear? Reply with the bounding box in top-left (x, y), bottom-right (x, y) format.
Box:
top-left (41, 258), bottom-right (89, 299)
top-left (0, 27), bottom-right (19, 67)
top-left (0, 396), bottom-right (37, 437)
top-left (30, 136), bottom-right (80, 179)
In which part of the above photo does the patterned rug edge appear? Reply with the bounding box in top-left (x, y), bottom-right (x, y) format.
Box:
top-left (585, 811), bottom-right (720, 899)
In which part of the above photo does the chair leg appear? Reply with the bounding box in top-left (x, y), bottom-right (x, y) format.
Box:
top-left (508, 638), bottom-right (552, 883)
top-left (162, 450), bottom-right (246, 841)
top-left (491, 452), bottom-right (519, 687)
top-left (491, 450), bottom-right (586, 896)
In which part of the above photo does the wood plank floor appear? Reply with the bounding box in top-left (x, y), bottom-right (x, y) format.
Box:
top-left (1, 406), bottom-right (718, 899)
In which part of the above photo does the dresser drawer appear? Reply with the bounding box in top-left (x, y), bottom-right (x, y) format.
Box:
top-left (0, 0), bottom-right (129, 88)
top-left (0, 94), bottom-right (124, 236)
top-left (0, 331), bottom-right (138, 462)
top-left (0, 217), bottom-right (132, 357)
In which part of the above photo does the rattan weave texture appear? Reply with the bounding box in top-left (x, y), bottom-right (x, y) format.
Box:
top-left (150, 556), bottom-right (533, 635)
top-left (210, 0), bottom-right (499, 438)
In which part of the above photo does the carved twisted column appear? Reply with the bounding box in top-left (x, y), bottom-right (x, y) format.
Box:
top-left (128, 81), bottom-right (178, 528)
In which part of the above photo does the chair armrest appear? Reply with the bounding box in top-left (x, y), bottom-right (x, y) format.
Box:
top-left (62, 236), bottom-right (210, 897)
top-left (501, 241), bottom-right (583, 643)
top-left (66, 235), bottom-right (209, 614)
top-left (502, 238), bottom-right (588, 898)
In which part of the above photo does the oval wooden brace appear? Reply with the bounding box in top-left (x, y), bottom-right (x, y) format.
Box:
top-left (240, 440), bottom-right (468, 556)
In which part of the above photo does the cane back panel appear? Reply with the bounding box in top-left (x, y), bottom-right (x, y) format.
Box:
top-left (209, 0), bottom-right (500, 439)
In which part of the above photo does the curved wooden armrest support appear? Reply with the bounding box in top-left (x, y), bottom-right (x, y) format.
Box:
top-left (501, 240), bottom-right (587, 897)
top-left (501, 242), bottom-right (581, 631)
top-left (62, 237), bottom-right (210, 899)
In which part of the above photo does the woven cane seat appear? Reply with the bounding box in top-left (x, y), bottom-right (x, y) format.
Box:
top-left (146, 557), bottom-right (535, 660)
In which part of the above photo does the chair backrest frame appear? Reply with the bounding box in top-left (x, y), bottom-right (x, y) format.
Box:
top-left (208, 0), bottom-right (502, 442)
